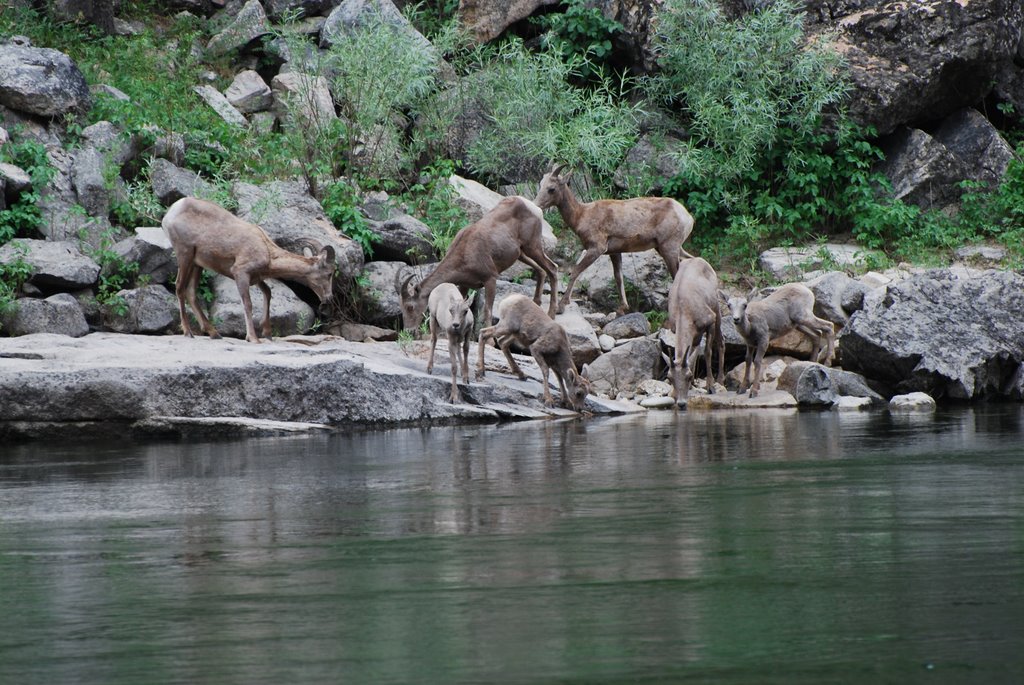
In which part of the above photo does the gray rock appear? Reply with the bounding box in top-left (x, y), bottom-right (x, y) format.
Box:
top-left (602, 312), bottom-right (651, 340)
top-left (369, 214), bottom-right (436, 263)
top-left (581, 249), bottom-right (672, 313)
top-left (101, 285), bottom-right (178, 334)
top-left (807, 271), bottom-right (871, 327)
top-left (193, 85), bottom-right (247, 127)
top-left (0, 162), bottom-right (30, 194)
top-left (879, 127), bottom-right (965, 211)
top-left (206, 0), bottom-right (271, 58)
top-left (834, 396), bottom-right (874, 412)
top-left (448, 176), bottom-right (556, 252)
top-left (613, 133), bottom-right (688, 193)
top-left (71, 146), bottom-right (111, 218)
top-left (581, 337), bottom-right (664, 397)
top-left (817, 0), bottom-right (1022, 136)
top-left (0, 333), bottom-right (639, 437)
top-left (339, 321), bottom-right (398, 342)
top-left (777, 361), bottom-right (885, 407)
top-left (555, 303), bottom-right (601, 367)
top-left (233, 180), bottom-right (364, 284)
top-left (889, 392), bottom-right (937, 413)
top-left (150, 158), bottom-right (215, 206)
top-left (270, 72), bottom-right (336, 129)
top-left (598, 333), bottom-right (615, 352)
top-left (109, 228), bottom-right (177, 285)
top-left (639, 395), bottom-right (675, 409)
top-left (80, 120), bottom-right (137, 167)
top-left (353, 261), bottom-right (405, 327)
top-left (0, 239), bottom-right (100, 290)
top-left (0, 293), bottom-right (88, 337)
top-left (686, 389), bottom-right (797, 410)
top-left (208, 276), bottom-right (318, 339)
top-left (0, 45), bottom-right (91, 118)
top-left (954, 245), bottom-right (1007, 264)
top-left (458, 0), bottom-right (559, 43)
top-left (225, 69), bottom-right (273, 114)
top-left (840, 269), bottom-right (1024, 399)
top-left (934, 108), bottom-right (1015, 187)
top-left (321, 0), bottom-right (432, 51)
top-left (758, 244), bottom-right (882, 281)
top-left (90, 83), bottom-right (130, 102)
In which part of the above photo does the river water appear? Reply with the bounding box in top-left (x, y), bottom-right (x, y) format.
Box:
top-left (1, 407), bottom-right (1022, 684)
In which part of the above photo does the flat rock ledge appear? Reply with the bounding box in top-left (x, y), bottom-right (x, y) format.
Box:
top-left (0, 332), bottom-right (642, 441)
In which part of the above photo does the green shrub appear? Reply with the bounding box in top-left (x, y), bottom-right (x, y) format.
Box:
top-left (0, 135), bottom-right (55, 243)
top-left (322, 181), bottom-right (381, 258)
top-left (534, 0), bottom-right (624, 79)
top-left (398, 159), bottom-right (467, 257)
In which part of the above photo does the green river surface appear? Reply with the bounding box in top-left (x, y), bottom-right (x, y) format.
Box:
top-left (1, 407), bottom-right (1022, 684)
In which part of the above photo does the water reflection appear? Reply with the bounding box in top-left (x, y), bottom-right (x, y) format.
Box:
top-left (1, 407), bottom-right (1023, 684)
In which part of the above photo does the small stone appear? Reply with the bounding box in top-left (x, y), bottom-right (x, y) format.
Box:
top-left (889, 392), bottom-right (937, 412)
top-left (640, 396), bottom-right (676, 409)
top-left (833, 396), bottom-right (873, 411)
top-left (598, 334), bottom-right (615, 352)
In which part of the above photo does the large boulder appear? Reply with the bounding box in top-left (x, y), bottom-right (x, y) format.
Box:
top-left (555, 304), bottom-right (602, 367)
top-left (109, 227), bottom-right (177, 286)
top-left (776, 361), bottom-right (886, 406)
top-left (810, 0), bottom-right (1023, 136)
top-left (205, 0), bottom-right (271, 58)
top-left (581, 336), bottom-right (664, 397)
top-left (150, 158), bottom-right (216, 206)
top-left (321, 0), bottom-right (432, 51)
top-left (933, 108), bottom-right (1015, 188)
top-left (0, 239), bottom-right (100, 291)
top-left (368, 213), bottom-right (437, 263)
top-left (459, 0), bottom-right (560, 43)
top-left (839, 269), bottom-right (1024, 399)
top-left (580, 249), bottom-right (672, 313)
top-left (0, 44), bottom-right (91, 118)
top-left (233, 180), bottom-right (364, 284)
top-left (879, 127), bottom-right (966, 211)
top-left (100, 285), bottom-right (178, 334)
top-left (0, 293), bottom-right (88, 337)
top-left (208, 276), bottom-right (319, 339)
top-left (224, 69), bottom-right (273, 114)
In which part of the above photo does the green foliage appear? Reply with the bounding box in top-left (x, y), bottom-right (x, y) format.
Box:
top-left (0, 247), bottom-right (34, 328)
top-left (322, 180), bottom-right (381, 258)
top-left (535, 0), bottom-right (623, 77)
top-left (645, 309), bottom-right (668, 331)
top-left (0, 135), bottom-right (56, 243)
top-left (81, 229), bottom-right (140, 316)
top-left (398, 159), bottom-right (467, 257)
top-left (647, 0), bottom-right (847, 185)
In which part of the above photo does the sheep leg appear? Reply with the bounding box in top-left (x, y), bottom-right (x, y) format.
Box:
top-left (558, 246), bottom-right (605, 314)
top-left (738, 344), bottom-right (754, 395)
top-left (461, 333), bottom-right (472, 384)
top-left (749, 342), bottom-right (768, 398)
top-left (482, 278), bottom-right (498, 326)
top-left (185, 265), bottom-right (220, 339)
top-left (231, 271), bottom-right (261, 343)
top-left (714, 308), bottom-right (726, 385)
top-left (498, 335), bottom-right (527, 380)
top-left (520, 244), bottom-right (560, 318)
top-left (610, 253), bottom-right (629, 314)
top-left (427, 314), bottom-right (439, 375)
top-left (174, 255), bottom-right (197, 338)
top-left (703, 328), bottom-right (715, 395)
top-left (257, 281), bottom-right (273, 339)
top-left (447, 331), bottom-right (461, 403)
top-left (529, 344), bottom-right (556, 407)
top-left (656, 241), bottom-right (681, 279)
top-left (476, 324), bottom-right (496, 380)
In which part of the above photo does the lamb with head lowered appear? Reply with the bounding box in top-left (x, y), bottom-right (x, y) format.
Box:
top-left (476, 294), bottom-right (590, 412)
top-left (162, 196), bottom-right (335, 343)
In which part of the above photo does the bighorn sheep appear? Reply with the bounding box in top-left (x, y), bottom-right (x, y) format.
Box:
top-left (727, 283), bottom-right (836, 398)
top-left (666, 257), bottom-right (725, 405)
top-left (476, 294), bottom-right (591, 411)
top-left (397, 196), bottom-right (558, 332)
top-left (534, 163), bottom-right (694, 314)
top-left (426, 283), bottom-right (475, 403)
top-left (162, 197), bottom-right (336, 343)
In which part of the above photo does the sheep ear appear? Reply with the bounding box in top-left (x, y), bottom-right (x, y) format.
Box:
top-left (718, 289), bottom-right (729, 303)
top-left (746, 286), bottom-right (759, 301)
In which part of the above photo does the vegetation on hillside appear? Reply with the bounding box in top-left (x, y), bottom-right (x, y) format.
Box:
top-left (1, 0), bottom-right (1023, 315)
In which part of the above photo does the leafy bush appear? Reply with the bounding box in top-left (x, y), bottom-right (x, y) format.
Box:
top-left (398, 159), bottom-right (467, 257)
top-left (534, 0), bottom-right (624, 78)
top-left (647, 0), bottom-right (847, 185)
top-left (322, 180), bottom-right (381, 258)
top-left (0, 135), bottom-right (55, 243)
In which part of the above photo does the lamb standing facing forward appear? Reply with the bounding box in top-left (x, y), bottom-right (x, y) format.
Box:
top-left (728, 283), bottom-right (835, 398)
top-left (426, 283), bottom-right (475, 403)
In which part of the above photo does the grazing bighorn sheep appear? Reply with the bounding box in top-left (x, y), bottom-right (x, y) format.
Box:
top-left (666, 257), bottom-right (725, 405)
top-left (426, 283), bottom-right (475, 403)
top-left (397, 196), bottom-right (558, 332)
top-left (534, 163), bottom-right (694, 314)
top-left (476, 294), bottom-right (591, 411)
top-left (162, 197), bottom-right (336, 343)
top-left (727, 283), bottom-right (836, 398)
